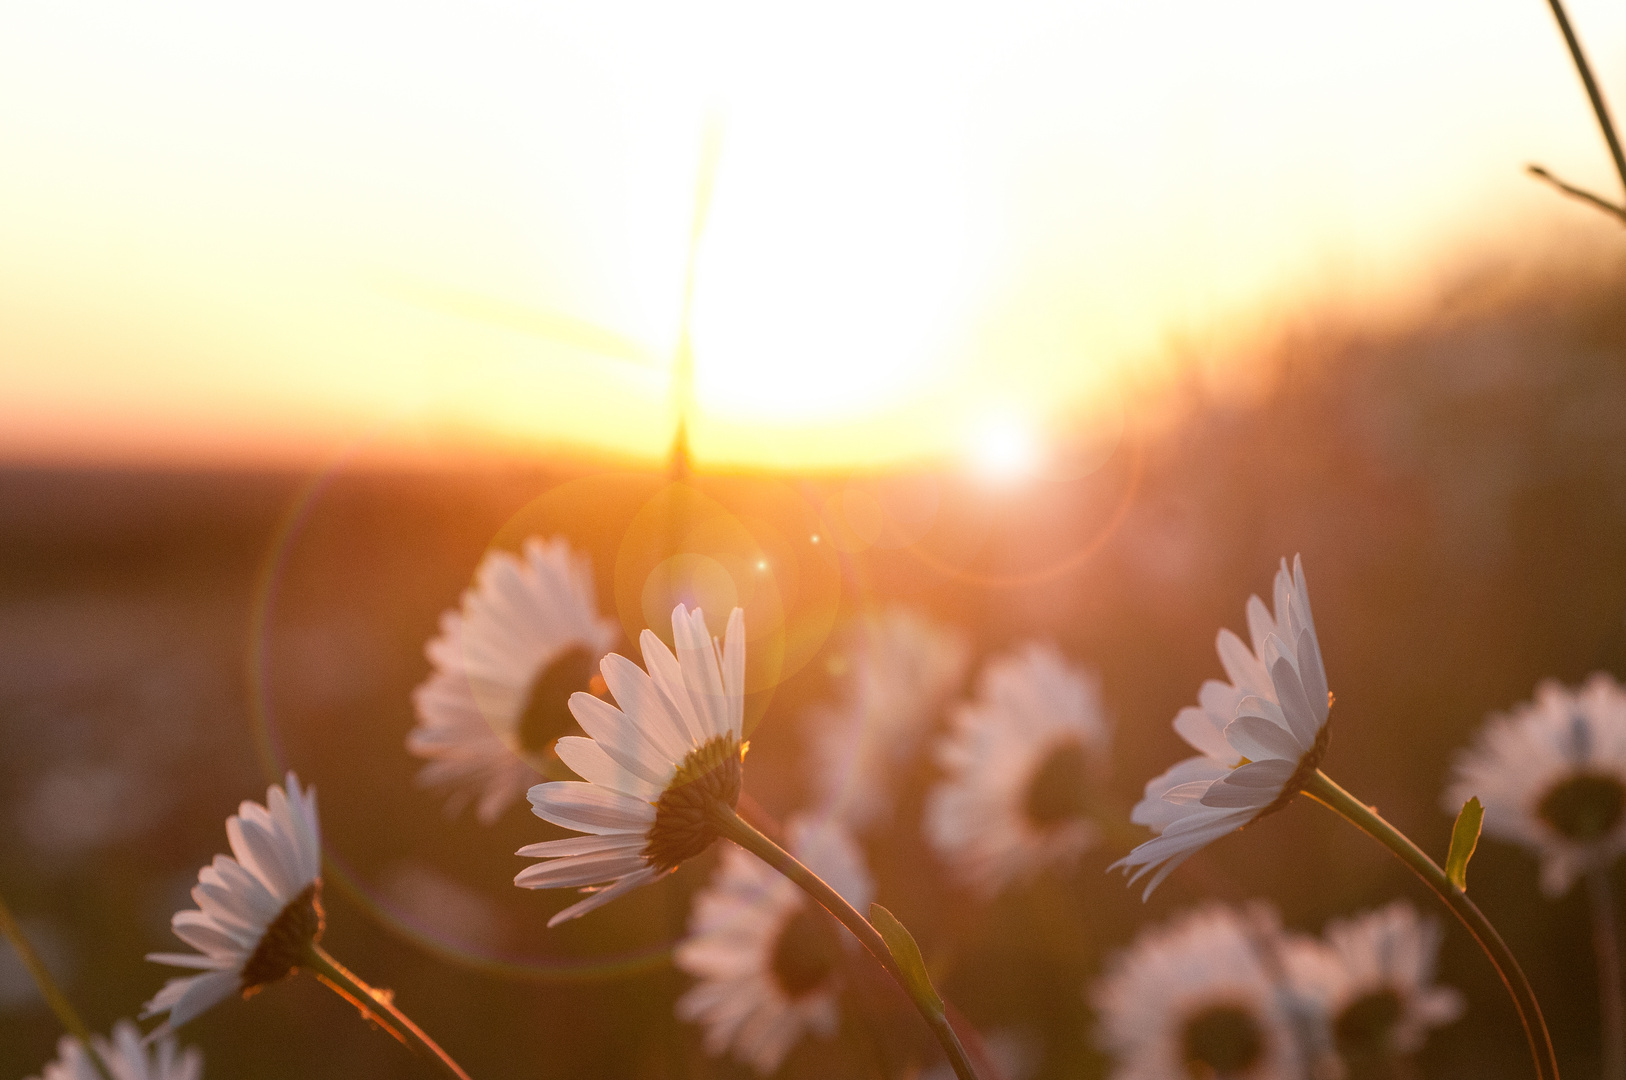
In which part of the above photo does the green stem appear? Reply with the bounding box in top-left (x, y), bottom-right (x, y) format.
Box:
top-left (300, 942), bottom-right (473, 1080)
top-left (1543, 0), bottom-right (1626, 203)
top-left (1588, 867), bottom-right (1625, 1080)
top-left (708, 806), bottom-right (982, 1080)
top-left (0, 892), bottom-right (116, 1080)
top-left (1303, 770), bottom-right (1558, 1080)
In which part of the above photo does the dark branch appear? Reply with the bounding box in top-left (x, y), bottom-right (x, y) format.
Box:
top-left (1526, 164), bottom-right (1626, 226)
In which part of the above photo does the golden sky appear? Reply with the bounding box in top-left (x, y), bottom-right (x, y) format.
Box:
top-left (1, 0), bottom-right (1623, 471)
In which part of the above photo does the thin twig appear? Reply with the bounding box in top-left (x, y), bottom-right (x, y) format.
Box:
top-left (1526, 165), bottom-right (1626, 225)
top-left (1588, 867), bottom-right (1625, 1080)
top-left (301, 943), bottom-right (473, 1080)
top-left (1542, 0), bottom-right (1626, 201)
top-left (0, 892), bottom-right (117, 1080)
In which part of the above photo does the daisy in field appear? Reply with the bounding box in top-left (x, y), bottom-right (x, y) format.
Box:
top-left (807, 608), bottom-right (968, 831)
top-left (1092, 903), bottom-right (1314, 1080)
top-left (674, 815), bottom-right (873, 1074)
top-left (143, 773), bottom-right (322, 1029)
top-left (926, 642), bottom-right (1111, 898)
top-left (1444, 673), bottom-right (1626, 897)
top-left (27, 1020), bottom-right (202, 1080)
top-left (1284, 901), bottom-right (1462, 1069)
top-left (516, 604), bottom-right (745, 926)
top-left (410, 537), bottom-right (619, 824)
top-left (144, 773), bottom-right (471, 1076)
top-left (1114, 556), bottom-right (1329, 898)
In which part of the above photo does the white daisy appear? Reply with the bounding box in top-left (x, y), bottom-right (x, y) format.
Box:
top-left (27, 1020), bottom-right (203, 1080)
top-left (1114, 556), bottom-right (1330, 898)
top-left (926, 642), bottom-right (1111, 898)
top-left (1284, 901), bottom-right (1463, 1065)
top-left (1444, 672), bottom-right (1626, 897)
top-left (674, 815), bottom-right (873, 1074)
top-left (516, 604), bottom-right (745, 926)
top-left (143, 772), bottom-right (323, 1028)
top-left (409, 536), bottom-right (620, 824)
top-left (807, 608), bottom-right (969, 831)
top-left (1092, 903), bottom-right (1315, 1080)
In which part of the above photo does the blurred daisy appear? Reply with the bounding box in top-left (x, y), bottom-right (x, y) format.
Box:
top-left (926, 642), bottom-right (1111, 897)
top-left (143, 773), bottom-right (323, 1028)
top-left (517, 605), bottom-right (744, 926)
top-left (1092, 903), bottom-right (1313, 1080)
top-left (808, 608), bottom-right (969, 831)
top-left (1284, 901), bottom-right (1463, 1066)
top-left (1115, 556), bottom-right (1329, 897)
top-left (27, 1019), bottom-right (203, 1080)
top-left (674, 816), bottom-right (872, 1074)
top-left (1444, 673), bottom-right (1626, 896)
top-left (409, 537), bottom-right (619, 824)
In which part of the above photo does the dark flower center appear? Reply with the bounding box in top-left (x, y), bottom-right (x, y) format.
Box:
top-left (1023, 739), bottom-right (1094, 827)
top-left (769, 906), bottom-right (842, 999)
top-left (1180, 1003), bottom-right (1265, 1079)
top-left (1334, 988), bottom-right (1404, 1058)
top-left (241, 881), bottom-right (324, 993)
top-left (516, 646), bottom-right (597, 755)
top-left (1537, 772), bottom-right (1626, 842)
top-left (642, 734), bottom-right (743, 872)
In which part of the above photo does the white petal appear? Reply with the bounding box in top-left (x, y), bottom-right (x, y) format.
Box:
top-left (1224, 714), bottom-right (1302, 763)
top-left (642, 626), bottom-right (708, 747)
top-left (514, 851), bottom-right (651, 889)
top-left (554, 736), bottom-right (662, 801)
top-left (546, 867), bottom-right (666, 926)
top-left (526, 781), bottom-right (655, 835)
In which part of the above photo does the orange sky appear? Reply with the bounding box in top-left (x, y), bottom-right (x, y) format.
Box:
top-left (1, 0), bottom-right (1623, 471)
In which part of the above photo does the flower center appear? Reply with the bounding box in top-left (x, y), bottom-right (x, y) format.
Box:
top-left (241, 881), bottom-right (324, 993)
top-left (516, 646), bottom-right (597, 755)
top-left (1023, 739), bottom-right (1094, 827)
top-left (769, 906), bottom-right (843, 999)
top-left (1333, 987), bottom-right (1404, 1058)
top-left (1537, 772), bottom-right (1626, 842)
top-left (1180, 1002), bottom-right (1265, 1079)
top-left (642, 734), bottom-right (743, 872)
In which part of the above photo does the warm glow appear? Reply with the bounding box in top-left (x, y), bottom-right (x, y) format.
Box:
top-left (1, 0), bottom-right (1623, 468)
top-left (968, 416), bottom-right (1042, 485)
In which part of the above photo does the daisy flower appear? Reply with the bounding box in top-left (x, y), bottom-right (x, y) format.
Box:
top-left (27, 1020), bottom-right (203, 1080)
top-left (516, 604), bottom-right (745, 926)
top-left (409, 537), bottom-right (620, 824)
top-left (674, 815), bottom-right (873, 1074)
top-left (807, 608), bottom-right (969, 831)
top-left (1114, 556), bottom-right (1329, 897)
top-left (1444, 672), bottom-right (1626, 896)
top-left (1284, 901), bottom-right (1463, 1065)
top-left (1092, 903), bottom-right (1314, 1080)
top-left (926, 642), bottom-right (1111, 897)
top-left (143, 773), bottom-right (323, 1028)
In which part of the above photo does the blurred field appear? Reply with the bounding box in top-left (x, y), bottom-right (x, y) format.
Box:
top-left (2, 251), bottom-right (1624, 1078)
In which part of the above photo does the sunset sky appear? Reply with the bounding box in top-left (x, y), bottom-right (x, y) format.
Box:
top-left (1, 0), bottom-right (1623, 471)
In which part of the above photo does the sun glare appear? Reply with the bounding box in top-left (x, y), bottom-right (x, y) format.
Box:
top-left (0, 1), bottom-right (1621, 469)
top-left (968, 416), bottom-right (1042, 485)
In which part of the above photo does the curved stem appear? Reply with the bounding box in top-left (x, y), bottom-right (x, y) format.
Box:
top-left (0, 892), bottom-right (116, 1080)
top-left (1302, 770), bottom-right (1559, 1080)
top-left (1589, 867), bottom-right (1625, 1080)
top-left (301, 943), bottom-right (473, 1080)
top-left (708, 806), bottom-right (983, 1080)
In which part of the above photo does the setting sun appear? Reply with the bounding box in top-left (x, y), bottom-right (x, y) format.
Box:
top-left (0, 0), bottom-right (1622, 469)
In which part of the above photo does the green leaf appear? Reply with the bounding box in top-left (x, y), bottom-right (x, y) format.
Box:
top-left (869, 903), bottom-right (943, 1013)
top-left (1446, 796), bottom-right (1484, 891)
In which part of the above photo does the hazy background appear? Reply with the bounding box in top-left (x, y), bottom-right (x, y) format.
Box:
top-left (4, 0), bottom-right (1626, 1076)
